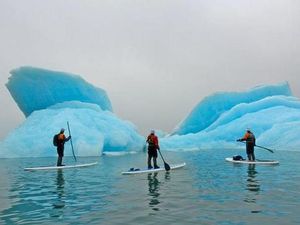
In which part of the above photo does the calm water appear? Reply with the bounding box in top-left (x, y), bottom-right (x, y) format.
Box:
top-left (0, 149), bottom-right (299, 225)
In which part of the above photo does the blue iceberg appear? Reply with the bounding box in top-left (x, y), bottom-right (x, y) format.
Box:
top-left (0, 101), bottom-right (145, 158)
top-left (161, 83), bottom-right (300, 151)
top-left (2, 65), bottom-right (300, 158)
top-left (6, 67), bottom-right (112, 117)
top-left (0, 67), bottom-right (144, 158)
top-left (172, 82), bottom-right (292, 135)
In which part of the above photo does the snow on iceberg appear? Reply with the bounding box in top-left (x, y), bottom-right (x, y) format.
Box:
top-left (172, 82), bottom-right (292, 135)
top-left (0, 101), bottom-right (145, 158)
top-left (6, 67), bottom-right (112, 117)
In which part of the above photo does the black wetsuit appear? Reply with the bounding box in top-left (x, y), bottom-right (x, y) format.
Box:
top-left (246, 133), bottom-right (256, 161)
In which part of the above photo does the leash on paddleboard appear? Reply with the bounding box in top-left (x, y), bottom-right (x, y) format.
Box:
top-left (158, 149), bottom-right (171, 171)
top-left (237, 140), bottom-right (274, 153)
top-left (67, 121), bottom-right (77, 162)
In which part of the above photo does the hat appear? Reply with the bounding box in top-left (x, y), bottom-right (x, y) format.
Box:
top-left (60, 128), bottom-right (65, 132)
top-left (150, 130), bottom-right (155, 134)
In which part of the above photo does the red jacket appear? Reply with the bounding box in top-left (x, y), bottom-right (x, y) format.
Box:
top-left (147, 134), bottom-right (159, 148)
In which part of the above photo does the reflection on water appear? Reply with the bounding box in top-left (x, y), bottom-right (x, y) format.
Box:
top-left (147, 171), bottom-right (172, 212)
top-left (53, 170), bottom-right (65, 209)
top-left (244, 164), bottom-right (261, 211)
top-left (147, 172), bottom-right (160, 211)
top-left (246, 164), bottom-right (260, 192)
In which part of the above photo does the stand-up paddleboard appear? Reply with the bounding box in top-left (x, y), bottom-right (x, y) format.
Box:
top-left (24, 162), bottom-right (98, 171)
top-left (225, 157), bottom-right (279, 165)
top-left (122, 162), bottom-right (186, 175)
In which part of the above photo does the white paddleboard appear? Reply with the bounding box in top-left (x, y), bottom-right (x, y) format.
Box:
top-left (122, 162), bottom-right (186, 175)
top-left (24, 162), bottom-right (98, 171)
top-left (225, 157), bottom-right (279, 165)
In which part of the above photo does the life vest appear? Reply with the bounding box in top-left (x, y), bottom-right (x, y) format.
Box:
top-left (246, 132), bottom-right (255, 144)
top-left (57, 133), bottom-right (66, 145)
top-left (147, 134), bottom-right (158, 146)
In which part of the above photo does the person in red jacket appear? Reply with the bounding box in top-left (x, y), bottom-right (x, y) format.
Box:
top-left (146, 130), bottom-right (160, 169)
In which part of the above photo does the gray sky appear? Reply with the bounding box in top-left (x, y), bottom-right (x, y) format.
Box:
top-left (0, 0), bottom-right (300, 139)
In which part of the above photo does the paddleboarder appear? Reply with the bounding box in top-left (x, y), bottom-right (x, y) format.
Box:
top-left (56, 128), bottom-right (71, 166)
top-left (146, 130), bottom-right (160, 169)
top-left (237, 128), bottom-right (256, 161)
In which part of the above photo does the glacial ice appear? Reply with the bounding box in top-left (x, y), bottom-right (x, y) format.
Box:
top-left (6, 67), bottom-right (112, 117)
top-left (172, 82), bottom-right (292, 135)
top-left (2, 65), bottom-right (300, 158)
top-left (0, 101), bottom-right (145, 158)
top-left (161, 83), bottom-right (300, 151)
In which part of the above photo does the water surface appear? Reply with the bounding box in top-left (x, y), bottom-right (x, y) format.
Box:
top-left (0, 149), bottom-right (299, 224)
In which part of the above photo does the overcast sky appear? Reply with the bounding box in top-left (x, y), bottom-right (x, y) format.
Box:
top-left (0, 0), bottom-right (299, 139)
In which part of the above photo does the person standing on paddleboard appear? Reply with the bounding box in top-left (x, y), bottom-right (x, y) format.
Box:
top-left (146, 130), bottom-right (160, 169)
top-left (56, 128), bottom-right (71, 166)
top-left (237, 128), bottom-right (256, 161)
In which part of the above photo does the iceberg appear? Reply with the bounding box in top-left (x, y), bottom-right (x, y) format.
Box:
top-left (0, 101), bottom-right (145, 158)
top-left (6, 67), bottom-right (112, 117)
top-left (2, 65), bottom-right (300, 158)
top-left (161, 83), bottom-right (300, 151)
top-left (172, 82), bottom-right (292, 135)
top-left (1, 67), bottom-right (144, 158)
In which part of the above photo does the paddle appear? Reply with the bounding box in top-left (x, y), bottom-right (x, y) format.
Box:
top-left (67, 121), bottom-right (77, 162)
top-left (254, 144), bottom-right (274, 153)
top-left (237, 140), bottom-right (274, 153)
top-left (157, 149), bottom-right (171, 171)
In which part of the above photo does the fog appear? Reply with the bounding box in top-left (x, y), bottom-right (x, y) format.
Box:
top-left (0, 0), bottom-right (299, 139)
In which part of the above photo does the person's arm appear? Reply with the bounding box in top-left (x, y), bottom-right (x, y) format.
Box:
top-left (65, 135), bottom-right (71, 142)
top-left (237, 133), bottom-right (248, 142)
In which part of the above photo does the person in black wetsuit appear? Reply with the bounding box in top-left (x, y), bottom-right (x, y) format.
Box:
top-left (56, 128), bottom-right (71, 166)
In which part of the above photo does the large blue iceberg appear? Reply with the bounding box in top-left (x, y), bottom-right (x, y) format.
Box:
top-left (161, 83), bottom-right (300, 151)
top-left (172, 82), bottom-right (292, 135)
top-left (6, 67), bottom-right (112, 117)
top-left (0, 67), bottom-right (144, 158)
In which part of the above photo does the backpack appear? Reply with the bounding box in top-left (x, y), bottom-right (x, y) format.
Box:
top-left (233, 155), bottom-right (244, 161)
top-left (53, 134), bottom-right (59, 147)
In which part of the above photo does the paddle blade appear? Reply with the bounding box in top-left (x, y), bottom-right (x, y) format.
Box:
top-left (164, 162), bottom-right (171, 171)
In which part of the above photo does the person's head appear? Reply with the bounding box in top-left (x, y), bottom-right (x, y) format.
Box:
top-left (246, 128), bottom-right (251, 133)
top-left (60, 128), bottom-right (65, 133)
top-left (150, 129), bottom-right (155, 135)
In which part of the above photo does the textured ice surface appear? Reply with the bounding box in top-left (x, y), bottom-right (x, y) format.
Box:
top-left (6, 67), bottom-right (112, 117)
top-left (0, 102), bottom-right (144, 158)
top-left (2, 66), bottom-right (300, 158)
top-left (172, 82), bottom-right (292, 135)
top-left (161, 84), bottom-right (300, 151)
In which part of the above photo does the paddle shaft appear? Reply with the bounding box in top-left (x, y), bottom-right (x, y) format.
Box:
top-left (255, 144), bottom-right (274, 153)
top-left (157, 149), bottom-right (170, 171)
top-left (239, 141), bottom-right (274, 153)
top-left (67, 121), bottom-right (77, 161)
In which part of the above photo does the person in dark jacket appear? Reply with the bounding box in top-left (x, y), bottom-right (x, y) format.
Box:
top-left (146, 130), bottom-right (160, 169)
top-left (56, 128), bottom-right (71, 166)
top-left (237, 128), bottom-right (256, 161)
